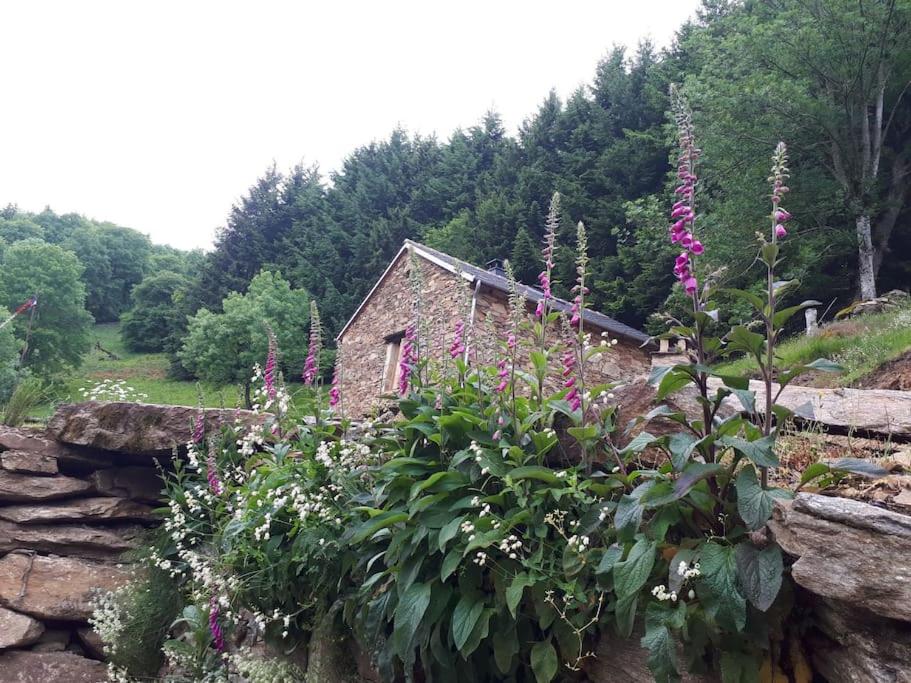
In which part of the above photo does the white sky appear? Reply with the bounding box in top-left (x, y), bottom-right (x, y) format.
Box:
top-left (0, 0), bottom-right (700, 250)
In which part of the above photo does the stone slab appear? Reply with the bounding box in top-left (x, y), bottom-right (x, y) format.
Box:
top-left (0, 520), bottom-right (143, 558)
top-left (0, 471), bottom-right (91, 503)
top-left (768, 493), bottom-right (911, 623)
top-left (0, 551), bottom-right (128, 621)
top-left (48, 401), bottom-right (264, 454)
top-left (0, 651), bottom-right (106, 682)
top-left (0, 606), bottom-right (44, 649)
top-left (0, 497), bottom-right (156, 525)
top-left (0, 450), bottom-right (58, 476)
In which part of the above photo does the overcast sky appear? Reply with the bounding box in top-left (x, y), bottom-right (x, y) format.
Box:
top-left (1, 1), bottom-right (701, 250)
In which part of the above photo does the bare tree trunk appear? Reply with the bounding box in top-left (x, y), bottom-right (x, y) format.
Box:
top-left (856, 213), bottom-right (877, 300)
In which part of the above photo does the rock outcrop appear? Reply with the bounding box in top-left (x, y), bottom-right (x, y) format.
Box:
top-left (0, 606), bottom-right (44, 649)
top-left (769, 493), bottom-right (911, 682)
top-left (47, 401), bottom-right (263, 454)
top-left (0, 650), bottom-right (107, 682)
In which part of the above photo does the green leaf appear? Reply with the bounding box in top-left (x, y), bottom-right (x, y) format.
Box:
top-left (674, 462), bottom-right (723, 499)
top-left (451, 594), bottom-right (485, 651)
top-left (492, 626), bottom-right (519, 674)
top-left (804, 357), bottom-right (843, 373)
top-left (830, 458), bottom-right (889, 478)
top-left (735, 543), bottom-right (783, 612)
top-left (621, 431), bottom-right (659, 455)
top-left (530, 640), bottom-right (559, 683)
top-left (506, 573), bottom-right (533, 618)
top-left (596, 544), bottom-right (623, 575)
top-left (719, 435), bottom-right (778, 468)
top-left (615, 481), bottom-right (653, 541)
top-left (614, 537), bottom-right (657, 598)
top-left (656, 369), bottom-right (693, 400)
top-left (641, 623), bottom-right (678, 683)
top-left (728, 326), bottom-right (765, 361)
top-left (615, 592), bottom-right (638, 638)
top-left (799, 462), bottom-right (830, 486)
top-left (438, 515), bottom-right (464, 553)
top-left (350, 511), bottom-right (409, 544)
top-left (699, 542), bottom-right (746, 631)
top-left (735, 465), bottom-right (777, 530)
top-left (668, 432), bottom-right (697, 472)
top-left (508, 466), bottom-right (562, 486)
top-left (440, 548), bottom-right (461, 581)
top-left (772, 300), bottom-right (821, 328)
top-left (392, 582), bottom-right (432, 658)
top-left (723, 287), bottom-right (765, 312)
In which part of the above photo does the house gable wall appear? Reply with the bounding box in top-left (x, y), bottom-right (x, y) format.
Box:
top-left (337, 251), bottom-right (651, 415)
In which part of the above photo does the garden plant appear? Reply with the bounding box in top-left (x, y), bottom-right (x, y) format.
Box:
top-left (97, 91), bottom-right (845, 683)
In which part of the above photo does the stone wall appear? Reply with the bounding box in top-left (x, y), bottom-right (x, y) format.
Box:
top-left (0, 402), bottom-right (262, 682)
top-left (337, 250), bottom-right (652, 415)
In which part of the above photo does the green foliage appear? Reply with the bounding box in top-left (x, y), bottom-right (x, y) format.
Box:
top-left (0, 376), bottom-right (48, 427)
top-left (121, 271), bottom-right (190, 353)
top-left (0, 239), bottom-right (93, 376)
top-left (0, 317), bottom-right (19, 404)
top-left (179, 270), bottom-right (310, 387)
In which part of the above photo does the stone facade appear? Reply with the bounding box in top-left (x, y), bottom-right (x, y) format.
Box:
top-left (337, 245), bottom-right (652, 415)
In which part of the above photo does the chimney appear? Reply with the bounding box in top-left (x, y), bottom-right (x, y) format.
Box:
top-left (486, 258), bottom-right (506, 277)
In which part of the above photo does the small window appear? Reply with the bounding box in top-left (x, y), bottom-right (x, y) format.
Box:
top-left (383, 332), bottom-right (405, 392)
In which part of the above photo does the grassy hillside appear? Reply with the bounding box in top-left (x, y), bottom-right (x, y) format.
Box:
top-left (722, 305), bottom-right (911, 387)
top-left (34, 323), bottom-right (241, 419)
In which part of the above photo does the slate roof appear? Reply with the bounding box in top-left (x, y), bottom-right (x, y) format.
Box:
top-left (337, 239), bottom-right (653, 347)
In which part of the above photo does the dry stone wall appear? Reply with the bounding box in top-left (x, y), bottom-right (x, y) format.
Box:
top-left (0, 402), bottom-right (262, 682)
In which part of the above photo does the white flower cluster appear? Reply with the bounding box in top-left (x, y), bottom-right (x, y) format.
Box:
top-left (80, 379), bottom-right (149, 403)
top-left (598, 503), bottom-right (611, 522)
top-left (651, 584), bottom-right (678, 602)
top-left (498, 534), bottom-right (523, 559)
top-left (677, 560), bottom-right (701, 580)
top-left (567, 534), bottom-right (590, 553)
top-left (229, 649), bottom-right (304, 683)
top-left (472, 551), bottom-right (488, 566)
top-left (89, 585), bottom-right (135, 655)
top-left (237, 423), bottom-right (266, 458)
top-left (105, 664), bottom-right (134, 682)
top-left (460, 519), bottom-right (476, 542)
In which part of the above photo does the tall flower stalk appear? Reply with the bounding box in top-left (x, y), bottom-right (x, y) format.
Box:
top-left (302, 301), bottom-right (322, 386)
top-left (569, 221), bottom-right (589, 417)
top-left (398, 323), bottom-right (418, 395)
top-left (264, 331), bottom-right (278, 402)
top-left (758, 142), bottom-right (791, 488)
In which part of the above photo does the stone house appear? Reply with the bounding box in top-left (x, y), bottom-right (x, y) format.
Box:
top-left (335, 240), bottom-right (654, 414)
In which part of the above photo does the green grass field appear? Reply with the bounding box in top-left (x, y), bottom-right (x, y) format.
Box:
top-left (33, 323), bottom-right (242, 419)
top-left (720, 305), bottom-right (911, 386)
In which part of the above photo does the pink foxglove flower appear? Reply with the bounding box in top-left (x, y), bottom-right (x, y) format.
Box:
top-left (209, 595), bottom-right (225, 652)
top-left (770, 143), bottom-right (792, 242)
top-left (328, 367), bottom-right (341, 408)
top-left (562, 347), bottom-right (581, 412)
top-left (206, 440), bottom-right (222, 495)
top-left (192, 412), bottom-right (204, 444)
top-left (302, 301), bottom-right (322, 386)
top-left (668, 87), bottom-right (703, 297)
top-left (449, 320), bottom-right (465, 359)
top-left (537, 192), bottom-right (559, 318)
top-left (398, 324), bottom-right (417, 395)
top-left (264, 333), bottom-right (277, 401)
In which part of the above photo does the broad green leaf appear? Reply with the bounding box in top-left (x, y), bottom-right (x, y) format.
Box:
top-left (438, 515), bottom-right (464, 553)
top-left (723, 287), bottom-right (765, 312)
top-left (772, 300), bottom-right (821, 328)
top-left (734, 543), bottom-right (783, 612)
top-left (615, 481), bottom-right (653, 541)
top-left (596, 544), bottom-right (623, 575)
top-left (621, 431), bottom-right (660, 455)
top-left (698, 542), bottom-right (746, 631)
top-left (657, 369), bottom-right (693, 400)
top-left (451, 594), bottom-right (485, 651)
top-left (641, 623), bottom-right (678, 682)
top-left (530, 640), bottom-right (559, 683)
top-left (615, 592), bottom-right (638, 638)
top-left (830, 458), bottom-right (888, 478)
top-left (799, 462), bottom-right (830, 486)
top-left (668, 432), bottom-right (697, 471)
top-left (459, 607), bottom-right (492, 656)
top-left (440, 548), bottom-right (461, 581)
top-left (392, 582), bottom-right (432, 658)
top-left (719, 435), bottom-right (778, 468)
top-left (673, 462), bottom-right (723, 499)
top-left (728, 326), bottom-right (766, 360)
top-left (492, 626), bottom-right (519, 674)
top-left (508, 466), bottom-right (562, 486)
top-left (614, 537), bottom-right (657, 598)
top-left (735, 465), bottom-right (777, 530)
top-left (506, 573), bottom-right (533, 618)
top-left (350, 511), bottom-right (409, 544)
top-left (804, 357), bottom-right (843, 373)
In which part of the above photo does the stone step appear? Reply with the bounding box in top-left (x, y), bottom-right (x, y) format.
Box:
top-left (0, 551), bottom-right (128, 621)
top-left (0, 651), bottom-right (106, 682)
top-left (0, 497), bottom-right (156, 525)
top-left (0, 471), bottom-right (92, 503)
top-left (0, 520), bottom-right (143, 558)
